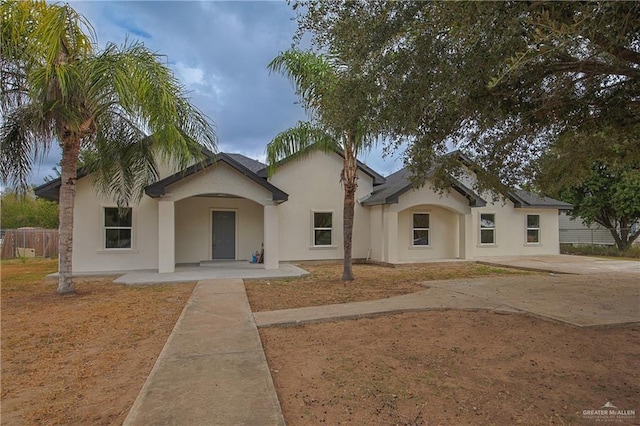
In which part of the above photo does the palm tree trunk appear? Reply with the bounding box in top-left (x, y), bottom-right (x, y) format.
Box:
top-left (341, 141), bottom-right (358, 281)
top-left (342, 182), bottom-right (356, 281)
top-left (57, 137), bottom-right (80, 294)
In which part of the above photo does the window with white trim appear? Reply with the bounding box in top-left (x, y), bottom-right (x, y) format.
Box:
top-left (526, 214), bottom-right (540, 243)
top-left (104, 207), bottom-right (132, 249)
top-left (412, 213), bottom-right (430, 246)
top-left (480, 213), bottom-right (495, 244)
top-left (313, 212), bottom-right (333, 246)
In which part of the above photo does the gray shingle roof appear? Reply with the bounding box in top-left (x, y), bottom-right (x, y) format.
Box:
top-left (509, 189), bottom-right (573, 209)
top-left (361, 167), bottom-right (486, 207)
top-left (144, 152), bottom-right (288, 202)
top-left (226, 153), bottom-right (266, 174)
top-left (361, 163), bottom-right (571, 210)
top-left (361, 168), bottom-right (413, 205)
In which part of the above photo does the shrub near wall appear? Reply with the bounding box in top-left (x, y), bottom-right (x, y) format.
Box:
top-left (560, 243), bottom-right (640, 259)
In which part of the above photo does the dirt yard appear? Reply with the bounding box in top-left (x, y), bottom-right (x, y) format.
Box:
top-left (261, 311), bottom-right (639, 425)
top-left (1, 259), bottom-right (194, 425)
top-left (252, 262), bottom-right (638, 425)
top-left (3, 260), bottom-right (638, 425)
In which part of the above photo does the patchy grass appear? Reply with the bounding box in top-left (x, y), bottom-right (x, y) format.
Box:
top-left (1, 258), bottom-right (194, 425)
top-left (245, 262), bottom-right (530, 312)
top-left (560, 243), bottom-right (640, 259)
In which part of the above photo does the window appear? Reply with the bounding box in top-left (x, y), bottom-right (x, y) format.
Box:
top-left (313, 212), bottom-right (332, 246)
top-left (526, 214), bottom-right (540, 243)
top-left (480, 213), bottom-right (495, 244)
top-left (104, 207), bottom-right (132, 249)
top-left (412, 213), bottom-right (430, 246)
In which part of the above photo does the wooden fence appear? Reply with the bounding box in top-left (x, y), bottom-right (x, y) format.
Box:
top-left (0, 228), bottom-right (59, 259)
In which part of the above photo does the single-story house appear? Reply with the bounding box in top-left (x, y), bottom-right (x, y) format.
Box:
top-left (35, 149), bottom-right (571, 274)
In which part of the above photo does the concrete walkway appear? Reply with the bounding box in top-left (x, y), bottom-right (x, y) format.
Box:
top-left (123, 257), bottom-right (638, 424)
top-left (124, 279), bottom-right (285, 426)
top-left (254, 285), bottom-right (513, 328)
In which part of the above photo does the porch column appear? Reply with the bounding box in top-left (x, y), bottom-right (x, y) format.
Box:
top-left (458, 213), bottom-right (474, 260)
top-left (263, 204), bottom-right (279, 270)
top-left (383, 210), bottom-right (398, 264)
top-left (158, 200), bottom-right (175, 273)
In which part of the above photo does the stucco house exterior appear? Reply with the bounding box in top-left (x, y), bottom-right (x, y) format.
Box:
top-left (35, 150), bottom-right (571, 274)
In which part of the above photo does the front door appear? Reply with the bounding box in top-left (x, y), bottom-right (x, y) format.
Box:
top-left (212, 211), bottom-right (236, 259)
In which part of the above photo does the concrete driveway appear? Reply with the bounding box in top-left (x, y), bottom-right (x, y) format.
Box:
top-left (256, 255), bottom-right (639, 329)
top-left (477, 254), bottom-right (639, 275)
top-left (426, 273), bottom-right (639, 328)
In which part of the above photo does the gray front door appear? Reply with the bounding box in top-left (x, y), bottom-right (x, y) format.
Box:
top-left (212, 211), bottom-right (236, 259)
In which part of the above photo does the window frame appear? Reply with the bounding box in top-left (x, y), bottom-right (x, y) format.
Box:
top-left (103, 207), bottom-right (133, 250)
top-left (412, 212), bottom-right (431, 247)
top-left (526, 214), bottom-right (541, 244)
top-left (479, 213), bottom-right (496, 245)
top-left (312, 210), bottom-right (334, 247)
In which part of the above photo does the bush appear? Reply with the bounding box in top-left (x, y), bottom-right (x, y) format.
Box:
top-left (560, 243), bottom-right (640, 259)
top-left (0, 190), bottom-right (58, 229)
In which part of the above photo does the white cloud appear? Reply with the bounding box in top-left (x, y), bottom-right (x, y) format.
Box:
top-left (174, 61), bottom-right (205, 86)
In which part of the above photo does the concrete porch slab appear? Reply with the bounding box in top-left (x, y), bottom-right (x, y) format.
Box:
top-left (113, 262), bottom-right (309, 285)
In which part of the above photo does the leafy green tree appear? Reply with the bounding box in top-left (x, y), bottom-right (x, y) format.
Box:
top-left (1, 189), bottom-right (59, 229)
top-left (266, 50), bottom-right (378, 281)
top-left (1, 1), bottom-right (215, 294)
top-left (293, 1), bottom-right (640, 189)
top-left (537, 136), bottom-right (640, 251)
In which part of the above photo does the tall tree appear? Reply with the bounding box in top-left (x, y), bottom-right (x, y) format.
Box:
top-left (293, 1), bottom-right (640, 190)
top-left (536, 134), bottom-right (640, 251)
top-left (266, 50), bottom-right (377, 281)
top-left (0, 1), bottom-right (215, 294)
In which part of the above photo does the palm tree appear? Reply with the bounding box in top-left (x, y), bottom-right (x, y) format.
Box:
top-left (266, 50), bottom-right (377, 281)
top-left (0, 1), bottom-right (216, 294)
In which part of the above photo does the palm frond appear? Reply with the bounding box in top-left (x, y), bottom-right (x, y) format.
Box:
top-left (266, 121), bottom-right (339, 176)
top-left (0, 103), bottom-right (54, 191)
top-left (268, 50), bottom-right (337, 116)
top-left (96, 41), bottom-right (217, 171)
top-left (83, 113), bottom-right (159, 207)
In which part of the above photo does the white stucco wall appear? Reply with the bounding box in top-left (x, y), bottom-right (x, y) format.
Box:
top-left (368, 205), bottom-right (384, 261)
top-left (386, 185), bottom-right (471, 216)
top-left (370, 183), bottom-right (471, 263)
top-left (71, 176), bottom-right (159, 273)
top-left (174, 196), bottom-right (263, 263)
top-left (164, 162), bottom-right (274, 205)
top-left (397, 205), bottom-right (459, 261)
top-left (68, 151), bottom-right (563, 273)
top-left (472, 203), bottom-right (560, 257)
top-left (366, 178), bottom-right (561, 262)
top-left (269, 151), bottom-right (373, 261)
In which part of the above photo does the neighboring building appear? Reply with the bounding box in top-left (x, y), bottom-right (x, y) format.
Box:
top-left (559, 212), bottom-right (616, 246)
top-left (559, 212), bottom-right (640, 246)
top-left (35, 150), bottom-right (571, 274)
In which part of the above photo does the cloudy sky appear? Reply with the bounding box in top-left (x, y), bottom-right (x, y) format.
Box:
top-left (27, 0), bottom-right (403, 186)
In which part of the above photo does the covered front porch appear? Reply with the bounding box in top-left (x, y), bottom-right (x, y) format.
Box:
top-left (371, 202), bottom-right (476, 264)
top-left (144, 153), bottom-right (289, 273)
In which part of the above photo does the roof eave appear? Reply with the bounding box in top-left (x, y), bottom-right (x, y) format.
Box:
top-left (514, 204), bottom-right (573, 209)
top-left (34, 169), bottom-right (90, 201)
top-left (144, 153), bottom-right (289, 202)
